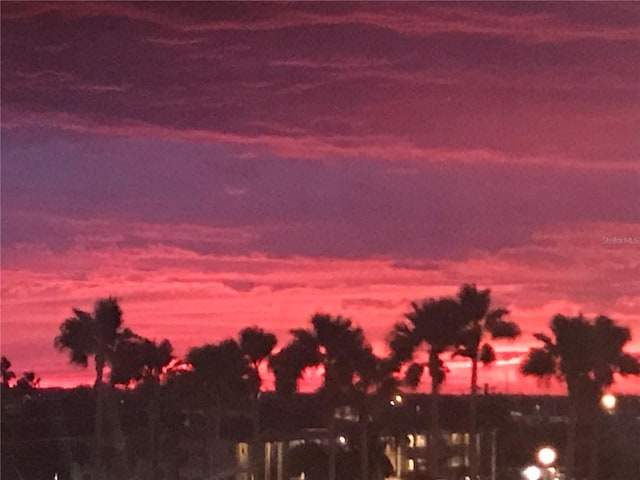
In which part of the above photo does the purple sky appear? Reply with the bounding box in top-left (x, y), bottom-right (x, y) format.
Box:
top-left (1, 2), bottom-right (639, 392)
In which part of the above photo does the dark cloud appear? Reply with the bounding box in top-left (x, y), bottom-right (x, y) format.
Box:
top-left (2, 2), bottom-right (638, 165)
top-left (2, 134), bottom-right (638, 261)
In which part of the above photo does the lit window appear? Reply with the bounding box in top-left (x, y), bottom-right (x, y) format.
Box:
top-left (407, 434), bottom-right (415, 448)
top-left (407, 459), bottom-right (415, 471)
top-left (415, 435), bottom-right (427, 447)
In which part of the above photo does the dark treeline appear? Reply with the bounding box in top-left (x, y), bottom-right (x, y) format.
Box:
top-left (2, 284), bottom-right (639, 480)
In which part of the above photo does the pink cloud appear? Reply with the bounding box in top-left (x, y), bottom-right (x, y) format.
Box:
top-left (7, 3), bottom-right (636, 44)
top-left (4, 109), bottom-right (637, 171)
top-left (2, 217), bottom-right (638, 388)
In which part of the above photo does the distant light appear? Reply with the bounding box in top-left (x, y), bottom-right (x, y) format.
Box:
top-left (522, 465), bottom-right (542, 480)
top-left (537, 446), bottom-right (557, 466)
top-left (407, 458), bottom-right (415, 471)
top-left (338, 435), bottom-right (347, 445)
top-left (394, 394), bottom-right (403, 404)
top-left (601, 393), bottom-right (617, 412)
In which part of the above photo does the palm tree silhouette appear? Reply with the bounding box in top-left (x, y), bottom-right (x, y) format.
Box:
top-left (239, 326), bottom-right (278, 480)
top-left (186, 339), bottom-right (250, 479)
top-left (350, 343), bottom-right (399, 480)
top-left (455, 284), bottom-right (520, 478)
top-left (309, 313), bottom-right (373, 480)
top-left (269, 328), bottom-right (322, 395)
top-left (110, 329), bottom-right (174, 480)
top-left (521, 314), bottom-right (640, 480)
top-left (54, 297), bottom-right (125, 480)
top-left (271, 313), bottom-right (378, 480)
top-left (389, 296), bottom-right (464, 479)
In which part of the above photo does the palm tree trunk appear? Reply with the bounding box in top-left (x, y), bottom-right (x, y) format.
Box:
top-left (359, 400), bottom-right (369, 480)
top-left (147, 381), bottom-right (159, 480)
top-left (469, 357), bottom-right (479, 479)
top-left (588, 407), bottom-right (601, 480)
top-left (430, 352), bottom-right (441, 479)
top-left (204, 406), bottom-right (212, 479)
top-left (107, 388), bottom-right (130, 479)
top-left (566, 400), bottom-right (577, 480)
top-left (431, 384), bottom-right (441, 479)
top-left (92, 356), bottom-right (106, 480)
top-left (214, 394), bottom-right (222, 475)
top-left (251, 395), bottom-right (260, 480)
top-left (328, 407), bottom-right (337, 480)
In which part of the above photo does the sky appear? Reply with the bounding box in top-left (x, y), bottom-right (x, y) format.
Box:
top-left (1, 2), bottom-right (639, 394)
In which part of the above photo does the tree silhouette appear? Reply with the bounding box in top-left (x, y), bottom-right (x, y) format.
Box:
top-left (54, 297), bottom-right (126, 480)
top-left (349, 344), bottom-right (399, 480)
top-left (186, 339), bottom-right (250, 478)
top-left (54, 298), bottom-right (123, 387)
top-left (110, 329), bottom-right (173, 387)
top-left (239, 326), bottom-right (277, 480)
top-left (269, 328), bottom-right (322, 395)
top-left (521, 314), bottom-right (640, 480)
top-left (309, 314), bottom-right (373, 480)
top-left (271, 313), bottom-right (384, 480)
top-left (110, 329), bottom-right (173, 480)
top-left (15, 371), bottom-right (40, 394)
top-left (1, 356), bottom-right (16, 390)
top-left (389, 296), bottom-right (465, 478)
top-left (455, 284), bottom-right (520, 478)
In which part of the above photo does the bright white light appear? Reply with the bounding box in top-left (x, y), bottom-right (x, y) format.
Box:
top-left (537, 446), bottom-right (557, 466)
top-left (601, 393), bottom-right (617, 411)
top-left (337, 435), bottom-right (347, 445)
top-left (522, 465), bottom-right (542, 480)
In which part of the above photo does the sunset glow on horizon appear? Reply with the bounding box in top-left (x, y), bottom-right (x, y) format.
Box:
top-left (1, 2), bottom-right (639, 394)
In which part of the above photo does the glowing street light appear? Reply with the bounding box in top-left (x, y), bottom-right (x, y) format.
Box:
top-left (600, 392), bottom-right (617, 412)
top-left (537, 446), bottom-right (557, 467)
top-left (522, 465), bottom-right (542, 480)
top-left (390, 393), bottom-right (403, 406)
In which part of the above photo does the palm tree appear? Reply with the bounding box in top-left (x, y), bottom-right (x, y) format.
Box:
top-left (239, 326), bottom-right (277, 480)
top-left (269, 328), bottom-right (322, 395)
top-left (455, 284), bottom-right (520, 478)
top-left (389, 296), bottom-right (465, 479)
top-left (110, 330), bottom-right (174, 480)
top-left (55, 297), bottom-right (123, 387)
top-left (186, 339), bottom-right (250, 479)
top-left (309, 313), bottom-right (373, 480)
top-left (521, 314), bottom-right (640, 480)
top-left (270, 314), bottom-right (377, 480)
top-left (54, 297), bottom-right (125, 480)
top-left (350, 345), bottom-right (399, 480)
